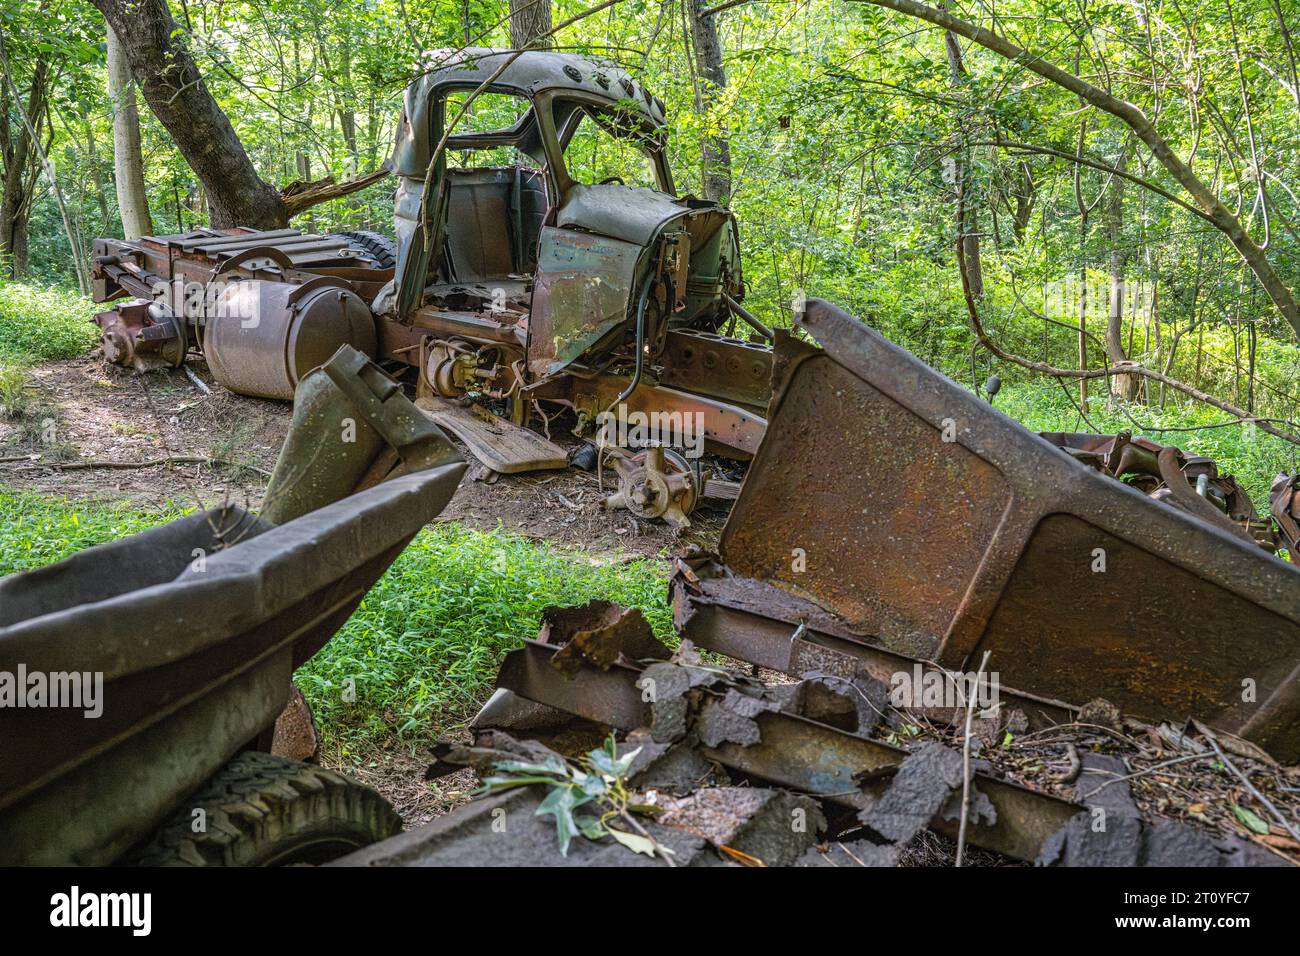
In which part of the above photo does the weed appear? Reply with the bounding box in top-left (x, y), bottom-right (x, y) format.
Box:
top-left (0, 364), bottom-right (30, 419)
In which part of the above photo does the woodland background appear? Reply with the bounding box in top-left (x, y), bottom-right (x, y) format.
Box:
top-left (2, 0), bottom-right (1299, 496)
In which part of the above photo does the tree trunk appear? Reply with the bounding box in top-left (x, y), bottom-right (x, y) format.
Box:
top-left (336, 43), bottom-right (358, 175)
top-left (1011, 160), bottom-right (1034, 242)
top-left (1105, 146), bottom-right (1141, 400)
top-left (941, 14), bottom-right (982, 297)
top-left (687, 0), bottom-right (732, 203)
top-left (91, 0), bottom-right (287, 229)
top-left (509, 0), bottom-right (553, 48)
top-left (0, 51), bottom-right (46, 277)
top-left (1074, 119), bottom-right (1090, 413)
top-left (81, 119), bottom-right (112, 231)
top-left (106, 23), bottom-right (154, 239)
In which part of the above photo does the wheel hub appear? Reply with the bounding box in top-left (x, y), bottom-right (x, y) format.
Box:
top-left (602, 446), bottom-right (700, 530)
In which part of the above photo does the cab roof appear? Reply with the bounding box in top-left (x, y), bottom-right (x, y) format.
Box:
top-left (410, 48), bottom-right (667, 126)
top-left (393, 49), bottom-right (668, 178)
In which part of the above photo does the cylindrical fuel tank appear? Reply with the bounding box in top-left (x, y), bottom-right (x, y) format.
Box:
top-left (204, 278), bottom-right (377, 400)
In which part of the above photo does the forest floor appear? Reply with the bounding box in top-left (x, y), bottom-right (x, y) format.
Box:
top-left (0, 355), bottom-right (727, 558)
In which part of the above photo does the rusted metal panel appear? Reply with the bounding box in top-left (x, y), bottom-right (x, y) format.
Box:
top-left (569, 376), bottom-right (766, 460)
top-left (700, 712), bottom-right (1079, 864)
top-left (717, 299), bottom-right (1300, 761)
top-left (658, 329), bottom-right (772, 411)
top-left (670, 558), bottom-right (1078, 731)
top-left (496, 642), bottom-right (651, 730)
top-left (723, 347), bottom-right (1010, 658)
top-left (527, 226), bottom-right (641, 377)
top-left (1273, 473), bottom-right (1300, 555)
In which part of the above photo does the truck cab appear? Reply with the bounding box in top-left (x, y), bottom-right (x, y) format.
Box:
top-left (381, 48), bottom-right (763, 449)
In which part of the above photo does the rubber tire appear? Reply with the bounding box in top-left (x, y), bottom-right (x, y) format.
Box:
top-left (123, 751), bottom-right (402, 867)
top-left (329, 230), bottom-right (398, 269)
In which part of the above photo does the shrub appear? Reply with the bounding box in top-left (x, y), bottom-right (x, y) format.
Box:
top-left (0, 281), bottom-right (99, 363)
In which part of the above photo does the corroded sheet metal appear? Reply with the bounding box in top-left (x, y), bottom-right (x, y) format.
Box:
top-left (670, 557), bottom-right (1078, 731)
top-left (528, 226), bottom-right (640, 377)
top-left (720, 299), bottom-right (1300, 761)
top-left (1273, 473), bottom-right (1300, 555)
top-left (659, 329), bottom-right (773, 411)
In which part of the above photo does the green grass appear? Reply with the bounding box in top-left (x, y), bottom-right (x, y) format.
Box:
top-left (0, 489), bottom-right (671, 746)
top-left (294, 524), bottom-right (671, 742)
top-left (0, 490), bottom-right (182, 572)
top-left (996, 380), bottom-right (1297, 507)
top-left (0, 281), bottom-right (99, 365)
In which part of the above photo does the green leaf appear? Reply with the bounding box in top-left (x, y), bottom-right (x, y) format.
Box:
top-left (1233, 805), bottom-right (1270, 835)
top-left (588, 743), bottom-right (642, 780)
top-left (576, 771), bottom-right (608, 797)
top-left (535, 785), bottom-right (594, 856)
top-left (606, 826), bottom-right (658, 857)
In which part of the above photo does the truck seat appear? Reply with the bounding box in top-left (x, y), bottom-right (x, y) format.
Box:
top-left (443, 166), bottom-right (547, 282)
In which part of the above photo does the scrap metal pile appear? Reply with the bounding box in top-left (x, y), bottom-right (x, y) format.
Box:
top-left (335, 300), bottom-right (1300, 868)
top-left (338, 607), bottom-right (1293, 867)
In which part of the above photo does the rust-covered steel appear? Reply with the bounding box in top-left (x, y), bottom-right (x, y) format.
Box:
top-left (0, 347), bottom-right (465, 864)
top-left (92, 227), bottom-right (391, 398)
top-left (494, 636), bottom-right (1082, 862)
top-left (1273, 472), bottom-right (1300, 555)
top-left (1038, 431), bottom-right (1281, 552)
top-left (695, 299), bottom-right (1300, 761)
top-left (670, 555), bottom-right (1079, 732)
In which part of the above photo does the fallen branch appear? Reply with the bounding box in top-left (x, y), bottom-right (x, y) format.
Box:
top-left (955, 649), bottom-right (991, 868)
top-left (1201, 728), bottom-right (1300, 845)
top-left (281, 160), bottom-right (393, 217)
top-left (4, 455), bottom-right (270, 477)
top-left (182, 365), bottom-right (210, 395)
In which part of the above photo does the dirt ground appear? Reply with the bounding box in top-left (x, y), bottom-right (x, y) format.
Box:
top-left (0, 355), bottom-right (728, 559)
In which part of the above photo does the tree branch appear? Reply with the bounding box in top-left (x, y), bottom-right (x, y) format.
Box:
top-left (281, 160), bottom-right (393, 217)
top-left (850, 0), bottom-right (1300, 340)
top-left (953, 201), bottom-right (1300, 447)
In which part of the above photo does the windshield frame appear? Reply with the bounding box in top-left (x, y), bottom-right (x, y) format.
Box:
top-left (537, 90), bottom-right (675, 197)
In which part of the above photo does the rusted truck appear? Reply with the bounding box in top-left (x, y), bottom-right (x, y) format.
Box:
top-left (90, 49), bottom-right (771, 528)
